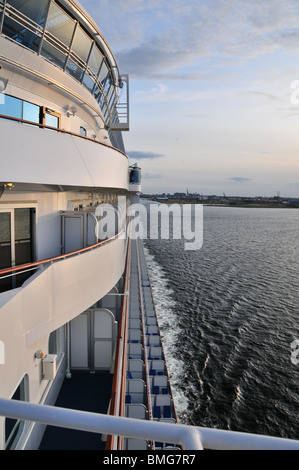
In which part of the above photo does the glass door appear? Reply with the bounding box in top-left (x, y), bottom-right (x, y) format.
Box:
top-left (0, 210), bottom-right (13, 292)
top-left (0, 208), bottom-right (35, 292)
top-left (14, 208), bottom-right (34, 287)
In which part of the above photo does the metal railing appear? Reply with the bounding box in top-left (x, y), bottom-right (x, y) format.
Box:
top-left (0, 398), bottom-right (299, 450)
top-left (0, 114), bottom-right (127, 158)
top-left (106, 238), bottom-right (131, 450)
top-left (0, 225), bottom-right (126, 281)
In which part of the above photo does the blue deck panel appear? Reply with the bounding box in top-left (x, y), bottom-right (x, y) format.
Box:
top-left (39, 371), bottom-right (112, 450)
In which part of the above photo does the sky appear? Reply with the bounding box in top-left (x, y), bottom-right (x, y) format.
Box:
top-left (80, 0), bottom-right (299, 197)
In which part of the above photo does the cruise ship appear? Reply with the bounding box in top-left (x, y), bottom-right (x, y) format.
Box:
top-left (0, 0), bottom-right (299, 452)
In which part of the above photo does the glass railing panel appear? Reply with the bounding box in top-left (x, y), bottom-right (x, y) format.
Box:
top-left (2, 15), bottom-right (42, 52)
top-left (45, 1), bottom-right (75, 47)
top-left (6, 0), bottom-right (49, 26)
top-left (65, 57), bottom-right (84, 82)
top-left (40, 38), bottom-right (67, 69)
top-left (88, 45), bottom-right (103, 77)
top-left (72, 25), bottom-right (92, 63)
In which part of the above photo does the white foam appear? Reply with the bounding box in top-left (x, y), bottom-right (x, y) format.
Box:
top-left (143, 244), bottom-right (189, 419)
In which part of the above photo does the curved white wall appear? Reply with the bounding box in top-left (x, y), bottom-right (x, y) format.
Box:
top-left (0, 236), bottom-right (127, 400)
top-left (0, 119), bottom-right (129, 189)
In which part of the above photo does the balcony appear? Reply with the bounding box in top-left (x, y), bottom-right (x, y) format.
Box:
top-left (0, 229), bottom-right (127, 348)
top-left (0, 117), bottom-right (129, 189)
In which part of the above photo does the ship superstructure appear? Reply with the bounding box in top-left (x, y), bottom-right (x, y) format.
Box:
top-left (0, 0), bottom-right (142, 450)
top-left (0, 0), bottom-right (299, 452)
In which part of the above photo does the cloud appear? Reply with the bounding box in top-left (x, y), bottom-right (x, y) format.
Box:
top-left (127, 151), bottom-right (164, 160)
top-left (83, 0), bottom-right (299, 81)
top-left (229, 177), bottom-right (251, 183)
top-left (239, 91), bottom-right (283, 103)
top-left (142, 172), bottom-right (164, 179)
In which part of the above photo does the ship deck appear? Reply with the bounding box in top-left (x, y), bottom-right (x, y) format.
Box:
top-left (39, 239), bottom-right (177, 450)
top-left (39, 370), bottom-right (113, 450)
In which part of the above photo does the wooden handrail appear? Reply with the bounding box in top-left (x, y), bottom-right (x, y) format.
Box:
top-left (0, 114), bottom-right (128, 159)
top-left (106, 237), bottom-right (131, 450)
top-left (0, 226), bottom-right (126, 278)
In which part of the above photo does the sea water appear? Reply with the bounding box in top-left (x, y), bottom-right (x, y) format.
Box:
top-left (144, 204), bottom-right (299, 440)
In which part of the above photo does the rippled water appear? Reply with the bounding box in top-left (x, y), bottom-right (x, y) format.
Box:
top-left (144, 205), bottom-right (299, 440)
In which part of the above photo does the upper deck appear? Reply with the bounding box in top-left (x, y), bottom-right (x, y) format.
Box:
top-left (0, 0), bottom-right (130, 189)
top-left (0, 0), bottom-right (128, 133)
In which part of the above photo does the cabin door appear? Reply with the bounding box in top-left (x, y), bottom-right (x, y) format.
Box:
top-left (0, 208), bottom-right (35, 292)
top-left (70, 308), bottom-right (117, 371)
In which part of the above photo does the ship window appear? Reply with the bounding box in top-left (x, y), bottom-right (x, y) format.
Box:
top-left (5, 0), bottom-right (49, 27)
top-left (104, 74), bottom-right (112, 94)
top-left (0, 211), bottom-right (12, 292)
top-left (0, 207), bottom-right (35, 293)
top-left (82, 72), bottom-right (95, 93)
top-left (2, 0), bottom-right (49, 52)
top-left (45, 110), bottom-right (60, 128)
top-left (45, 2), bottom-right (75, 47)
top-left (0, 94), bottom-right (40, 124)
top-left (65, 58), bottom-right (84, 82)
top-left (22, 101), bottom-right (40, 123)
top-left (5, 376), bottom-right (28, 450)
top-left (98, 60), bottom-right (109, 87)
top-left (80, 126), bottom-right (87, 137)
top-left (94, 84), bottom-right (103, 103)
top-left (72, 26), bottom-right (92, 63)
top-left (2, 15), bottom-right (41, 52)
top-left (14, 208), bottom-right (34, 267)
top-left (0, 94), bottom-right (22, 119)
top-left (88, 45), bottom-right (103, 76)
top-left (40, 39), bottom-right (67, 69)
top-left (107, 85), bottom-right (115, 106)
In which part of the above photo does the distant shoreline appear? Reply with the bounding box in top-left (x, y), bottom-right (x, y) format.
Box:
top-left (146, 199), bottom-right (299, 209)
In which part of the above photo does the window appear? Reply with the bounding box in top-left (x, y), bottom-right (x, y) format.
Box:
top-left (65, 58), bottom-right (84, 82)
top-left (14, 208), bottom-right (34, 266)
top-left (0, 94), bottom-right (22, 119)
top-left (2, 0), bottom-right (49, 52)
top-left (82, 72), bottom-right (95, 93)
top-left (0, 211), bottom-right (12, 292)
top-left (45, 1), bottom-right (75, 47)
top-left (5, 376), bottom-right (28, 450)
top-left (40, 106), bottom-right (61, 128)
top-left (98, 60), bottom-right (109, 87)
top-left (45, 111), bottom-right (59, 128)
top-left (40, 40), bottom-right (67, 69)
top-left (23, 101), bottom-right (40, 122)
top-left (80, 126), bottom-right (87, 137)
top-left (88, 44), bottom-right (103, 76)
top-left (0, 94), bottom-right (40, 123)
top-left (0, 207), bottom-right (35, 292)
top-left (0, 95), bottom-right (62, 129)
top-left (6, 0), bottom-right (49, 26)
top-left (72, 26), bottom-right (92, 63)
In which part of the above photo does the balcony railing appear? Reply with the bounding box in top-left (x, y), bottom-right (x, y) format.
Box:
top-left (0, 398), bottom-right (299, 450)
top-left (0, 224), bottom-right (126, 283)
top-left (0, 114), bottom-right (127, 157)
